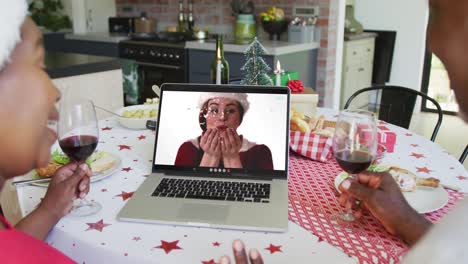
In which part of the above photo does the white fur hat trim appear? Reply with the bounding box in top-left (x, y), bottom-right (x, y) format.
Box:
top-left (0, 0), bottom-right (28, 71)
top-left (198, 92), bottom-right (250, 113)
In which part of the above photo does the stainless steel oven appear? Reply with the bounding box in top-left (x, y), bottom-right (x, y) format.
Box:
top-left (119, 40), bottom-right (187, 105)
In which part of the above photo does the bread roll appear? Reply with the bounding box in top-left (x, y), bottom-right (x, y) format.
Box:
top-left (389, 167), bottom-right (417, 192)
top-left (416, 177), bottom-right (440, 188)
top-left (90, 154), bottom-right (115, 173)
top-left (389, 167), bottom-right (440, 192)
top-left (290, 116), bottom-right (311, 133)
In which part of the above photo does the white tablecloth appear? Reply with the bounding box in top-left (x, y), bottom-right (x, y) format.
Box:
top-left (14, 117), bottom-right (353, 264)
top-left (14, 108), bottom-right (467, 263)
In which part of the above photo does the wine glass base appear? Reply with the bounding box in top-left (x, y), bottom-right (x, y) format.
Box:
top-left (69, 201), bottom-right (102, 217)
top-left (340, 213), bottom-right (356, 222)
top-left (331, 213), bottom-right (358, 229)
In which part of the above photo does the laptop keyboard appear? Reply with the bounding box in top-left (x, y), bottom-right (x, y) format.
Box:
top-left (151, 178), bottom-right (271, 203)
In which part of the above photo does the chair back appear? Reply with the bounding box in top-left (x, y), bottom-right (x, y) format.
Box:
top-left (344, 85), bottom-right (443, 142)
top-left (460, 145), bottom-right (468, 163)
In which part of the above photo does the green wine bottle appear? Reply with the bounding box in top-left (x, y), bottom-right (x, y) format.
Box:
top-left (210, 35), bottom-right (229, 84)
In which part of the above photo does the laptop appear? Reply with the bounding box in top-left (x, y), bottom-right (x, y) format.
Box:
top-left (118, 83), bottom-right (290, 232)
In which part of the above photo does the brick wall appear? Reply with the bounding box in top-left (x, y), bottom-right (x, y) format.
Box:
top-left (116, 0), bottom-right (339, 107)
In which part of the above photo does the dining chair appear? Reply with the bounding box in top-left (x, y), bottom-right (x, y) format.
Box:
top-left (344, 85), bottom-right (443, 142)
top-left (460, 145), bottom-right (468, 163)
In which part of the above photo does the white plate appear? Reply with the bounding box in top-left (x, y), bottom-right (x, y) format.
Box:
top-left (334, 172), bottom-right (449, 214)
top-left (31, 152), bottom-right (121, 187)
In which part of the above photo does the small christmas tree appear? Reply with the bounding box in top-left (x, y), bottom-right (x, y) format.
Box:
top-left (241, 37), bottom-right (273, 86)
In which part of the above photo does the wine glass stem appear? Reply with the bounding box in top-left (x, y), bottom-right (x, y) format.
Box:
top-left (341, 173), bottom-right (359, 222)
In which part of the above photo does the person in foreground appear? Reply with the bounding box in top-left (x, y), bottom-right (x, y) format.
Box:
top-left (338, 0), bottom-right (468, 262)
top-left (0, 1), bottom-right (261, 263)
top-left (0, 2), bottom-right (91, 263)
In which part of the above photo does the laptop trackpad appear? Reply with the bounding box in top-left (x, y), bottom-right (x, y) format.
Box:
top-left (177, 203), bottom-right (229, 222)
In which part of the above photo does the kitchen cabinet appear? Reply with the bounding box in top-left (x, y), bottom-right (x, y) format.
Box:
top-left (71, 0), bottom-right (116, 33)
top-left (44, 33), bottom-right (120, 57)
top-left (340, 35), bottom-right (376, 109)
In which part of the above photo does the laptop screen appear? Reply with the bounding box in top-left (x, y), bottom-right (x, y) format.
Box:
top-left (153, 84), bottom-right (290, 178)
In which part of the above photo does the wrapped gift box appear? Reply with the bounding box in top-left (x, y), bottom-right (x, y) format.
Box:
top-left (268, 71), bottom-right (299, 86)
top-left (290, 87), bottom-right (318, 118)
top-left (377, 125), bottom-right (397, 153)
top-left (361, 125), bottom-right (397, 153)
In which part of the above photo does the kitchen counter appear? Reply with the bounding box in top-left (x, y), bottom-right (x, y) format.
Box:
top-left (65, 32), bottom-right (129, 43)
top-left (46, 52), bottom-right (121, 79)
top-left (185, 40), bottom-right (320, 55)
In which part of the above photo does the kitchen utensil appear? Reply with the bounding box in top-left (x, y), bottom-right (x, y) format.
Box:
top-left (134, 12), bottom-right (155, 34)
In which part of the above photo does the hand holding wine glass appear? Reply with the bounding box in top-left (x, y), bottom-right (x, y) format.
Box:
top-left (57, 96), bottom-right (101, 216)
top-left (333, 109), bottom-right (378, 222)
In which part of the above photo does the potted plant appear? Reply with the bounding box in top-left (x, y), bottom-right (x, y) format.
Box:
top-left (28, 0), bottom-right (72, 32)
top-left (260, 6), bottom-right (288, 40)
top-left (230, 0), bottom-right (256, 44)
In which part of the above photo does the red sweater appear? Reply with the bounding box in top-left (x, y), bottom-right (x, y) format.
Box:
top-left (174, 140), bottom-right (274, 170)
top-left (0, 215), bottom-right (75, 264)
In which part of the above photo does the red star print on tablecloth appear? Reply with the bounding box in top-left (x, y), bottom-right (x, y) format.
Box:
top-left (133, 237), bottom-right (141, 241)
top-left (101, 188), bottom-right (108, 192)
top-left (405, 133), bottom-right (413, 136)
top-left (416, 167), bottom-right (432, 174)
top-left (118, 145), bottom-right (131, 151)
top-left (457, 176), bottom-right (468, 180)
top-left (201, 259), bottom-right (216, 264)
top-left (411, 144), bottom-right (419, 147)
top-left (137, 135), bottom-right (146, 140)
top-left (410, 153), bottom-right (425, 159)
top-left (101, 127), bottom-right (112, 131)
top-left (122, 167), bottom-right (132, 172)
top-left (154, 240), bottom-right (182, 254)
top-left (86, 219), bottom-right (111, 232)
top-left (212, 241), bottom-right (221, 247)
top-left (265, 244), bottom-right (282, 254)
top-left (115, 191), bottom-right (134, 201)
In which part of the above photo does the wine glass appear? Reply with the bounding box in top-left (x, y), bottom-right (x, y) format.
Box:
top-left (333, 109), bottom-right (378, 222)
top-left (58, 96), bottom-right (101, 217)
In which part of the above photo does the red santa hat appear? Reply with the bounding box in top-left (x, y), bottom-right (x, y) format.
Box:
top-left (198, 92), bottom-right (250, 113)
top-left (0, 0), bottom-right (28, 71)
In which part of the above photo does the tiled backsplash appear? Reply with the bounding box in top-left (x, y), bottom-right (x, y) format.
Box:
top-left (116, 0), bottom-right (339, 107)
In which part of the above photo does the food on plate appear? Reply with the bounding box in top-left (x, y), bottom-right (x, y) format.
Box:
top-left (388, 166), bottom-right (440, 192)
top-left (122, 109), bottom-right (157, 119)
top-left (144, 98), bottom-right (159, 105)
top-left (35, 150), bottom-right (116, 178)
top-left (36, 161), bottom-right (62, 178)
top-left (290, 108), bottom-right (336, 136)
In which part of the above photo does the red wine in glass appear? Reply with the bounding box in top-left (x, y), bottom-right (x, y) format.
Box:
top-left (58, 97), bottom-right (101, 217)
top-left (335, 150), bottom-right (373, 174)
top-left (333, 109), bottom-right (378, 222)
top-left (59, 135), bottom-right (98, 162)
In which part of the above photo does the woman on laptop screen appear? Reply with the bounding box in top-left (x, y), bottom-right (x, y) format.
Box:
top-left (174, 93), bottom-right (274, 170)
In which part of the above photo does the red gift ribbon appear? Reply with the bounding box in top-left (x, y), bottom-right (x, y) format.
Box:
top-left (287, 80), bottom-right (305, 93)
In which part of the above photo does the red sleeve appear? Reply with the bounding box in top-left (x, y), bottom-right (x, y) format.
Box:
top-left (0, 216), bottom-right (75, 263)
top-left (241, 145), bottom-right (274, 170)
top-left (174, 141), bottom-right (199, 166)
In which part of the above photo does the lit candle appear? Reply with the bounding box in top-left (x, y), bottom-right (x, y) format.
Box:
top-left (274, 60), bottom-right (284, 86)
top-left (216, 60), bottom-right (222, 85)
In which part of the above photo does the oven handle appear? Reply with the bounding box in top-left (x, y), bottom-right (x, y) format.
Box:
top-left (136, 61), bottom-right (182, 70)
